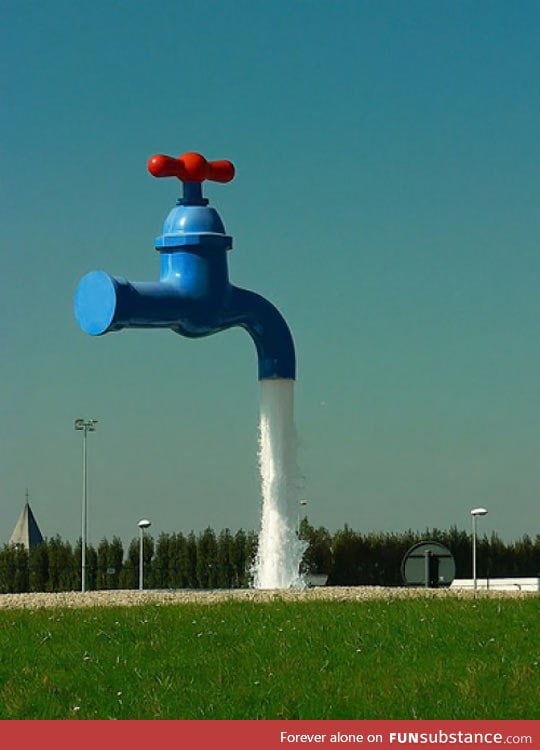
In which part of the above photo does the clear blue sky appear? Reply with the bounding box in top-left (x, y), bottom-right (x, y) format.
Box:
top-left (1, 1), bottom-right (539, 549)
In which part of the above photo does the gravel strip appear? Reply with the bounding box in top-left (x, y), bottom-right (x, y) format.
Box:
top-left (0, 586), bottom-right (535, 610)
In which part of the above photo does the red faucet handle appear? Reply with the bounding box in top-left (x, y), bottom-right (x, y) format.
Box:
top-left (147, 152), bottom-right (235, 183)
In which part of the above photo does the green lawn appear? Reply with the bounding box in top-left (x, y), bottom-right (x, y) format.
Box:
top-left (0, 597), bottom-right (537, 719)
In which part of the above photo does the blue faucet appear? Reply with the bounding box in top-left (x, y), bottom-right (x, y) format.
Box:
top-left (74, 151), bottom-right (295, 380)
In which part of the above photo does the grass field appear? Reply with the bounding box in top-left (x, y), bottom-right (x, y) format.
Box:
top-left (0, 594), bottom-right (538, 720)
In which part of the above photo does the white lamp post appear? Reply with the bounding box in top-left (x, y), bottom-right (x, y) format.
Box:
top-left (74, 418), bottom-right (98, 593)
top-left (297, 499), bottom-right (308, 536)
top-left (471, 507), bottom-right (488, 594)
top-left (138, 519), bottom-right (151, 591)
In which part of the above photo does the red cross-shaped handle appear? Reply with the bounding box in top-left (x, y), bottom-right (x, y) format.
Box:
top-left (148, 152), bottom-right (235, 183)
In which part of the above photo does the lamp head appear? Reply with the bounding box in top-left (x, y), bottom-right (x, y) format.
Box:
top-left (471, 507), bottom-right (488, 517)
top-left (138, 519), bottom-right (151, 529)
top-left (74, 418), bottom-right (98, 431)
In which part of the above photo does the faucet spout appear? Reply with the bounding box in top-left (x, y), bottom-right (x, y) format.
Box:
top-left (228, 287), bottom-right (296, 380)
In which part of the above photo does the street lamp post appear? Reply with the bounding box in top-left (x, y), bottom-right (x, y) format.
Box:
top-left (138, 519), bottom-right (151, 591)
top-left (471, 507), bottom-right (488, 594)
top-left (74, 418), bottom-right (97, 593)
top-left (297, 499), bottom-right (308, 536)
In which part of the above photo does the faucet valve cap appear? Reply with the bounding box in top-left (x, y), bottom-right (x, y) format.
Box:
top-left (148, 152), bottom-right (235, 183)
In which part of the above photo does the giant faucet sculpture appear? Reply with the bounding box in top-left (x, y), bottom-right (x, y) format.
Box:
top-left (74, 151), bottom-right (296, 381)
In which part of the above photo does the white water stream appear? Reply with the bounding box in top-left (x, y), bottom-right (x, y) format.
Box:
top-left (252, 379), bottom-right (306, 589)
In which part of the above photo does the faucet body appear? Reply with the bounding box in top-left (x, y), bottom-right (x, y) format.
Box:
top-left (74, 162), bottom-right (295, 380)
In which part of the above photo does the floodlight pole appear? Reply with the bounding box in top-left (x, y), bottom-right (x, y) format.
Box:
top-left (471, 507), bottom-right (488, 595)
top-left (75, 418), bottom-right (98, 593)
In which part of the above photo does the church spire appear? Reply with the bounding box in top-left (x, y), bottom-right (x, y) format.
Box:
top-left (9, 493), bottom-right (44, 550)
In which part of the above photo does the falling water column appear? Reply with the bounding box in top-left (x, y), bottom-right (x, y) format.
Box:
top-left (253, 379), bottom-right (306, 589)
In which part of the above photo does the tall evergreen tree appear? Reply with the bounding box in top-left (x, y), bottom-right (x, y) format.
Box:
top-left (185, 532), bottom-right (198, 588)
top-left (29, 542), bottom-right (49, 592)
top-left (96, 538), bottom-right (110, 590)
top-left (0, 545), bottom-right (16, 593)
top-left (119, 538), bottom-right (139, 589)
top-left (196, 527), bottom-right (218, 589)
top-left (153, 533), bottom-right (171, 589)
top-left (167, 532), bottom-right (185, 588)
top-left (107, 536), bottom-right (124, 589)
top-left (85, 543), bottom-right (98, 591)
top-left (48, 536), bottom-right (77, 591)
top-left (244, 530), bottom-right (258, 587)
top-left (216, 528), bottom-right (235, 588)
top-left (231, 529), bottom-right (248, 587)
top-left (328, 525), bottom-right (361, 585)
top-left (300, 523), bottom-right (333, 576)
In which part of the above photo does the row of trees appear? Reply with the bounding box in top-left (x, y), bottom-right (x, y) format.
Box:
top-left (0, 523), bottom-right (538, 594)
top-left (0, 528), bottom-right (257, 594)
top-left (312, 524), bottom-right (540, 586)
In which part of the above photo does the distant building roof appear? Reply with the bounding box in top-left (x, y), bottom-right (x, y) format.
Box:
top-left (9, 502), bottom-right (44, 550)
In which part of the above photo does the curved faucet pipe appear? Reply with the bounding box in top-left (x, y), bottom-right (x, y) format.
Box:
top-left (74, 152), bottom-right (296, 381)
